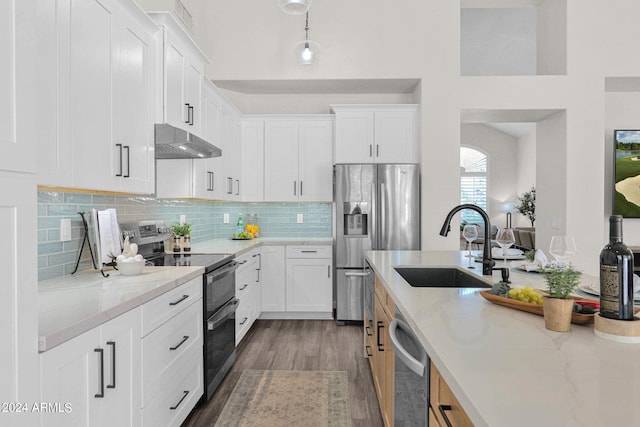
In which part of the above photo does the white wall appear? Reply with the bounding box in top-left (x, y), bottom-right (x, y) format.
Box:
top-left (461, 124), bottom-right (518, 228)
top-left (514, 129), bottom-right (537, 227)
top-left (536, 110), bottom-right (567, 257)
top-left (460, 8), bottom-right (536, 76)
top-left (134, 0), bottom-right (640, 275)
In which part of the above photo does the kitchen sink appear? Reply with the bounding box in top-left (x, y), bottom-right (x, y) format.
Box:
top-left (394, 267), bottom-right (491, 288)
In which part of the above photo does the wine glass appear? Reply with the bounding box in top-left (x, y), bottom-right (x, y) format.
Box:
top-left (462, 225), bottom-right (478, 266)
top-left (495, 228), bottom-right (516, 264)
top-left (549, 235), bottom-right (577, 265)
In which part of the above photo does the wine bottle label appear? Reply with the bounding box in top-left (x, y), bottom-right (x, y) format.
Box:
top-left (600, 264), bottom-right (620, 315)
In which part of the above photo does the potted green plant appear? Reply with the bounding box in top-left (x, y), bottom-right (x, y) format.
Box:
top-left (170, 222), bottom-right (192, 252)
top-left (516, 186), bottom-right (536, 227)
top-left (542, 262), bottom-right (581, 332)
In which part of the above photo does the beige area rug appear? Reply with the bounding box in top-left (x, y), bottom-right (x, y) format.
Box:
top-left (214, 370), bottom-right (352, 427)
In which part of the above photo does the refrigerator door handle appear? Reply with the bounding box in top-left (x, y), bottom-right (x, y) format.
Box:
top-left (371, 182), bottom-right (377, 249)
top-left (380, 182), bottom-right (387, 247)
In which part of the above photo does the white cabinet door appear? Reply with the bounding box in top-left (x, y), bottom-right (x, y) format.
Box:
top-left (261, 246), bottom-right (286, 312)
top-left (100, 308), bottom-right (141, 427)
top-left (264, 121), bottom-right (299, 201)
top-left (374, 110), bottom-right (419, 163)
top-left (298, 120), bottom-right (333, 201)
top-left (285, 258), bottom-right (333, 312)
top-left (185, 63), bottom-right (202, 136)
top-left (0, 0), bottom-right (35, 174)
top-left (164, 37), bottom-right (188, 130)
top-left (40, 327), bottom-right (102, 427)
top-left (241, 120), bottom-right (265, 201)
top-left (40, 308), bottom-right (141, 427)
top-left (113, 10), bottom-right (156, 193)
top-left (69, 0), bottom-right (119, 192)
top-left (334, 111), bottom-right (374, 163)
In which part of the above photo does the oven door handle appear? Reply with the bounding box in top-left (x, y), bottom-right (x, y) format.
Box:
top-left (207, 261), bottom-right (239, 283)
top-left (207, 297), bottom-right (240, 331)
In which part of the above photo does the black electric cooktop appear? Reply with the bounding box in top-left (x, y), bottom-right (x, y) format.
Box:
top-left (147, 253), bottom-right (234, 273)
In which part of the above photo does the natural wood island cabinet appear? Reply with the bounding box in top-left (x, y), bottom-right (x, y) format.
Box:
top-left (366, 274), bottom-right (395, 427)
top-left (430, 361), bottom-right (474, 427)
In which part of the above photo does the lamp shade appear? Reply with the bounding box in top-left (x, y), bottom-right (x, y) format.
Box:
top-left (295, 39), bottom-right (319, 66)
top-left (500, 202), bottom-right (517, 213)
top-left (278, 0), bottom-right (312, 15)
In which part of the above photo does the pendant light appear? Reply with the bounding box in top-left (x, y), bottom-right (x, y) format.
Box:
top-left (294, 12), bottom-right (319, 66)
top-left (278, 0), bottom-right (312, 15)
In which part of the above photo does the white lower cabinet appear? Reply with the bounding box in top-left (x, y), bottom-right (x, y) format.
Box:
top-left (40, 308), bottom-right (142, 427)
top-left (260, 245), bottom-right (333, 319)
top-left (39, 277), bottom-right (203, 427)
top-left (260, 245), bottom-right (286, 313)
top-left (140, 277), bottom-right (203, 427)
top-left (235, 248), bottom-right (262, 345)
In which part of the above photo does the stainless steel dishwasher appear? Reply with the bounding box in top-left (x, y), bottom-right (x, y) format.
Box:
top-left (389, 309), bottom-right (429, 427)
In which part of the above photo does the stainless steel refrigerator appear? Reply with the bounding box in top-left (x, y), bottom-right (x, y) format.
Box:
top-left (334, 164), bottom-right (420, 323)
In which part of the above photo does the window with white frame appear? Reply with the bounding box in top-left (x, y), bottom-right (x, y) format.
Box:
top-left (460, 146), bottom-right (488, 224)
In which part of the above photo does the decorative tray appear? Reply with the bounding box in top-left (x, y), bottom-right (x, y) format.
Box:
top-left (479, 291), bottom-right (596, 325)
top-left (231, 237), bottom-right (253, 240)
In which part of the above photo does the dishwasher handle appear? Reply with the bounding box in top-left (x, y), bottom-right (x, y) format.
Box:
top-left (389, 318), bottom-right (428, 377)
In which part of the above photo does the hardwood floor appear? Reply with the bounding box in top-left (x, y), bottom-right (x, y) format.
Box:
top-left (183, 319), bottom-right (384, 427)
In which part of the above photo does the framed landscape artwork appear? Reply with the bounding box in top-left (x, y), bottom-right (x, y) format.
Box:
top-left (614, 129), bottom-right (640, 217)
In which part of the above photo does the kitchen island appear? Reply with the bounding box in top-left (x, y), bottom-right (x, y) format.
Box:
top-left (366, 250), bottom-right (640, 427)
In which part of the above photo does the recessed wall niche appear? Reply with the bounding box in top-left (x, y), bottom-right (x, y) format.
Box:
top-left (461, 0), bottom-right (567, 76)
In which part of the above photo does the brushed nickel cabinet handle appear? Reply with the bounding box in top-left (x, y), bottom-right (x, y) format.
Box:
top-left (239, 317), bottom-right (248, 325)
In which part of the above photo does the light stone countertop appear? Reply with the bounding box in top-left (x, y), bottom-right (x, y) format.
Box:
top-left (38, 266), bottom-right (204, 352)
top-left (365, 250), bottom-right (640, 427)
top-left (38, 237), bottom-right (331, 353)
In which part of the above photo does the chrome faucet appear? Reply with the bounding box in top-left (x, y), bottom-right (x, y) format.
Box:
top-left (440, 204), bottom-right (495, 275)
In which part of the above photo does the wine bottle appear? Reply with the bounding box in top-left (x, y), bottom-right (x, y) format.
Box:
top-left (600, 215), bottom-right (635, 320)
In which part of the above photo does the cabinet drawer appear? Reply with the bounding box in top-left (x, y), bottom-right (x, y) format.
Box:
top-left (141, 277), bottom-right (202, 337)
top-left (142, 348), bottom-right (203, 427)
top-left (430, 361), bottom-right (474, 427)
top-left (141, 299), bottom-right (203, 405)
top-left (236, 267), bottom-right (255, 297)
top-left (286, 245), bottom-right (332, 259)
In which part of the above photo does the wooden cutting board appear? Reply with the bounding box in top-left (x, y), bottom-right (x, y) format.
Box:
top-left (479, 291), bottom-right (596, 324)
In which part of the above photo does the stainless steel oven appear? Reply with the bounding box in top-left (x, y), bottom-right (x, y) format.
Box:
top-left (203, 260), bottom-right (239, 400)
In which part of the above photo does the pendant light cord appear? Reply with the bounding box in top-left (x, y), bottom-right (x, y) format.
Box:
top-left (305, 11), bottom-right (310, 42)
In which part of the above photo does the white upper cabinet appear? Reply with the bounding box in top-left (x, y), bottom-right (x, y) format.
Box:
top-left (298, 120), bottom-right (334, 201)
top-left (36, 0), bottom-right (159, 193)
top-left (263, 116), bottom-right (333, 202)
top-left (264, 120), bottom-right (299, 202)
top-left (0, 0), bottom-right (36, 174)
top-left (150, 12), bottom-right (207, 137)
top-left (240, 120), bottom-right (265, 202)
top-left (156, 78), bottom-right (243, 202)
top-left (332, 105), bottom-right (419, 164)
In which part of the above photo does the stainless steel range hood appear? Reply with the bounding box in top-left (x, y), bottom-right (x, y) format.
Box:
top-left (154, 123), bottom-right (222, 159)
